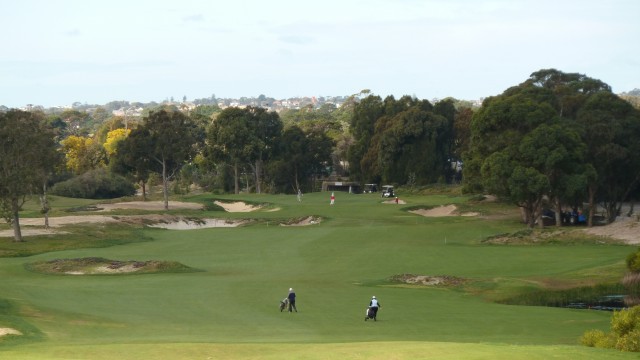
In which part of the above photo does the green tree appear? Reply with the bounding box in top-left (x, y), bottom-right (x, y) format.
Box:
top-left (465, 82), bottom-right (583, 227)
top-left (348, 95), bottom-right (384, 183)
top-left (577, 92), bottom-right (640, 224)
top-left (206, 107), bottom-right (282, 194)
top-left (249, 107), bottom-right (282, 194)
top-left (269, 125), bottom-right (334, 193)
top-left (206, 107), bottom-right (253, 194)
top-left (138, 109), bottom-right (197, 208)
top-left (464, 69), bottom-right (640, 227)
top-left (0, 110), bottom-right (59, 241)
top-left (112, 126), bottom-right (152, 200)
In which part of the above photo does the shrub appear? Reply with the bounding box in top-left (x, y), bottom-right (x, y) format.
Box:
top-left (626, 249), bottom-right (640, 273)
top-left (581, 305), bottom-right (640, 352)
top-left (611, 306), bottom-right (640, 337)
top-left (51, 168), bottom-right (136, 199)
top-left (616, 329), bottom-right (640, 352)
top-left (580, 329), bottom-right (611, 348)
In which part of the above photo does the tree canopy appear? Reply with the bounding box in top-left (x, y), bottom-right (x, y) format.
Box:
top-left (464, 69), bottom-right (640, 226)
top-left (348, 94), bottom-right (456, 186)
top-left (0, 110), bottom-right (60, 241)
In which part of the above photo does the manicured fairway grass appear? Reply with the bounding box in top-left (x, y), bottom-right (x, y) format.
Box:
top-left (0, 191), bottom-right (636, 359)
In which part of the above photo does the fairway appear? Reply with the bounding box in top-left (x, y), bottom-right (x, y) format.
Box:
top-left (0, 192), bottom-right (637, 359)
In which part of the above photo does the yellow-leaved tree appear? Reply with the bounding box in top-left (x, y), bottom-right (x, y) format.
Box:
top-left (60, 135), bottom-right (106, 174)
top-left (103, 128), bottom-right (131, 157)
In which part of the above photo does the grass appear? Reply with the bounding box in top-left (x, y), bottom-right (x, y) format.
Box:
top-left (0, 191), bottom-right (638, 359)
top-left (0, 224), bottom-right (151, 257)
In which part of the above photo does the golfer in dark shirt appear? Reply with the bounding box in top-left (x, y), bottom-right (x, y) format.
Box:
top-left (288, 288), bottom-right (297, 312)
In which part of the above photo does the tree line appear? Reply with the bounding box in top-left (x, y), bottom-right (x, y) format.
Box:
top-left (2, 68), bottom-right (640, 241)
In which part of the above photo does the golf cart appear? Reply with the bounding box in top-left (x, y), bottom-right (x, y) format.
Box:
top-left (363, 184), bottom-right (378, 193)
top-left (381, 185), bottom-right (394, 198)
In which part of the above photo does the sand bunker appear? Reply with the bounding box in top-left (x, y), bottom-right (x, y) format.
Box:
top-left (0, 328), bottom-right (22, 337)
top-left (410, 204), bottom-right (478, 217)
top-left (148, 218), bottom-right (247, 230)
top-left (214, 201), bottom-right (261, 212)
top-left (0, 214), bottom-right (248, 237)
top-left (280, 216), bottom-right (320, 227)
top-left (390, 274), bottom-right (467, 286)
top-left (96, 201), bottom-right (203, 211)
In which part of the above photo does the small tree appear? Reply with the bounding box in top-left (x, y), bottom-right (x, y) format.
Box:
top-left (581, 306), bottom-right (640, 352)
top-left (0, 110), bottom-right (59, 241)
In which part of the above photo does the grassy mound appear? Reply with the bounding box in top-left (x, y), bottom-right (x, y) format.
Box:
top-left (25, 257), bottom-right (198, 275)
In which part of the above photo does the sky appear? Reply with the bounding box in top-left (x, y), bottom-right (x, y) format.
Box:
top-left (1, 0), bottom-right (638, 108)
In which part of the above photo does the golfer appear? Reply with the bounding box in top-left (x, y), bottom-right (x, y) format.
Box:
top-left (369, 295), bottom-right (380, 317)
top-left (287, 288), bottom-right (297, 312)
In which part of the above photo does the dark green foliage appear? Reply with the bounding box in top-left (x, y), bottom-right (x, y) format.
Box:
top-left (464, 68), bottom-right (640, 226)
top-left (206, 107), bottom-right (283, 194)
top-left (50, 168), bottom-right (135, 199)
top-left (0, 109), bottom-right (61, 241)
top-left (627, 249), bottom-right (640, 273)
top-left (268, 125), bottom-right (334, 193)
top-left (348, 94), bottom-right (455, 185)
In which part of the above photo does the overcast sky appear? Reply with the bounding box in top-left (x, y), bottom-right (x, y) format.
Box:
top-left (1, 0), bottom-right (638, 108)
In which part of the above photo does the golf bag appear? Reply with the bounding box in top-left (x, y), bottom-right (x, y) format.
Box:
top-left (279, 298), bottom-right (289, 312)
top-left (365, 306), bottom-right (377, 321)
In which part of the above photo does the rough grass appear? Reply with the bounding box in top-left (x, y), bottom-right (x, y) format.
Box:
top-left (0, 224), bottom-right (151, 257)
top-left (24, 257), bottom-right (198, 275)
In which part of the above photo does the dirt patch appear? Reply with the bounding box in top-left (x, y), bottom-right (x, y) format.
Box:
top-left (214, 201), bottom-right (261, 212)
top-left (382, 199), bottom-right (407, 204)
top-left (390, 274), bottom-right (467, 286)
top-left (0, 328), bottom-right (22, 337)
top-left (583, 216), bottom-right (640, 244)
top-left (96, 201), bottom-right (203, 211)
top-left (410, 204), bottom-right (478, 217)
top-left (280, 216), bottom-right (321, 226)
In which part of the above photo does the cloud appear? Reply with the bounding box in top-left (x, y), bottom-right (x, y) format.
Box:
top-left (183, 14), bottom-right (205, 23)
top-left (65, 29), bottom-right (81, 37)
top-left (278, 35), bottom-right (314, 45)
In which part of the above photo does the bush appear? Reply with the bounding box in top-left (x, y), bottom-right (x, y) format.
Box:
top-left (581, 305), bottom-right (640, 352)
top-left (51, 168), bottom-right (136, 199)
top-left (616, 329), bottom-right (640, 352)
top-left (580, 329), bottom-right (610, 348)
top-left (626, 249), bottom-right (640, 272)
top-left (611, 306), bottom-right (640, 337)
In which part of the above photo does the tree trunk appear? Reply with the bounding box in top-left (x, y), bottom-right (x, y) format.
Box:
top-left (40, 181), bottom-right (50, 229)
top-left (11, 197), bottom-right (23, 242)
top-left (234, 162), bottom-right (239, 194)
top-left (554, 197), bottom-right (562, 227)
top-left (536, 203), bottom-right (544, 229)
top-left (587, 185), bottom-right (596, 227)
top-left (141, 180), bottom-right (147, 201)
top-left (255, 159), bottom-right (262, 194)
top-left (162, 158), bottom-right (169, 210)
